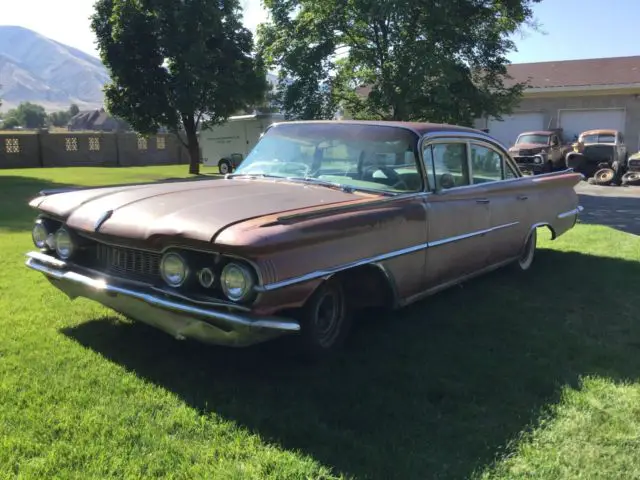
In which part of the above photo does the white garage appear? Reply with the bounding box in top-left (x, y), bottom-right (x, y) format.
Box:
top-left (558, 108), bottom-right (626, 142)
top-left (487, 112), bottom-right (545, 148)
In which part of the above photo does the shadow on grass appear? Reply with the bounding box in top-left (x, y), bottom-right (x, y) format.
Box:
top-left (61, 249), bottom-right (640, 480)
top-left (0, 176), bottom-right (73, 232)
top-left (0, 174), bottom-right (221, 233)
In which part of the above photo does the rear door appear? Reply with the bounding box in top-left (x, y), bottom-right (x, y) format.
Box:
top-left (468, 140), bottom-right (534, 266)
top-left (421, 139), bottom-right (492, 289)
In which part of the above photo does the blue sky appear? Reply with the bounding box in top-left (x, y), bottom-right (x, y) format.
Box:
top-left (1, 0), bottom-right (636, 64)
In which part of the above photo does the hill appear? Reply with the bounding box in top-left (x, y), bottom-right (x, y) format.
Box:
top-left (0, 26), bottom-right (108, 113)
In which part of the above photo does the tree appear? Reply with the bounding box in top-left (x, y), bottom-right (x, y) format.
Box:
top-left (258, 0), bottom-right (541, 125)
top-left (91, 0), bottom-right (268, 174)
top-left (48, 104), bottom-right (81, 128)
top-left (2, 102), bottom-right (47, 129)
top-left (69, 104), bottom-right (80, 116)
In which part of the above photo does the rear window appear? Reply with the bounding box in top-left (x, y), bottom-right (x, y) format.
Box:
top-left (581, 134), bottom-right (615, 144)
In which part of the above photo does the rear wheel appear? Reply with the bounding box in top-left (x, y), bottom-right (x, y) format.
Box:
top-left (297, 277), bottom-right (352, 359)
top-left (515, 229), bottom-right (537, 271)
top-left (218, 159), bottom-right (232, 175)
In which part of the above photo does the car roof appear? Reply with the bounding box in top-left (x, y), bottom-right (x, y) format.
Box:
top-left (580, 129), bottom-right (618, 136)
top-left (274, 119), bottom-right (486, 137)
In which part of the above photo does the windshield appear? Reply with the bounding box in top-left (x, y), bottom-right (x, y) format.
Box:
top-left (516, 134), bottom-right (550, 145)
top-left (231, 123), bottom-right (422, 194)
top-left (580, 134), bottom-right (615, 144)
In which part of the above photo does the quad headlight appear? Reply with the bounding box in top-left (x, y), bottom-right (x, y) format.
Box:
top-left (160, 252), bottom-right (189, 287)
top-left (32, 220), bottom-right (49, 249)
top-left (221, 262), bottom-right (255, 302)
top-left (54, 228), bottom-right (76, 260)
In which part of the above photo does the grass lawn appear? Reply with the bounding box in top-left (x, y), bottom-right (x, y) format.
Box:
top-left (1, 166), bottom-right (640, 479)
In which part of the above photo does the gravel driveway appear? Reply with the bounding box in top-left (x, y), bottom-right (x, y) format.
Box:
top-left (575, 182), bottom-right (640, 235)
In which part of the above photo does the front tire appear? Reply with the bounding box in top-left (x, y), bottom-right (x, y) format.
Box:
top-left (515, 229), bottom-right (537, 271)
top-left (297, 277), bottom-right (352, 359)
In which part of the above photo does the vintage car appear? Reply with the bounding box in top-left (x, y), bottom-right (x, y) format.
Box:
top-left (622, 152), bottom-right (640, 185)
top-left (25, 121), bottom-right (584, 358)
top-left (507, 129), bottom-right (572, 175)
top-left (566, 129), bottom-right (628, 181)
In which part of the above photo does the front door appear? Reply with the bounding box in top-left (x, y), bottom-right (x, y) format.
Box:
top-left (421, 140), bottom-right (492, 289)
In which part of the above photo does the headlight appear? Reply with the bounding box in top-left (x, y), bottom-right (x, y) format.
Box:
top-left (221, 263), bottom-right (254, 302)
top-left (32, 220), bottom-right (49, 249)
top-left (534, 155), bottom-right (543, 164)
top-left (160, 252), bottom-right (189, 287)
top-left (54, 228), bottom-right (75, 260)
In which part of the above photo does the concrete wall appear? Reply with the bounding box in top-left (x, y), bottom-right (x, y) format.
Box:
top-left (475, 93), bottom-right (640, 151)
top-left (0, 132), bottom-right (188, 169)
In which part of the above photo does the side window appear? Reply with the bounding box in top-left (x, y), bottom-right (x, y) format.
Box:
top-left (424, 142), bottom-right (470, 190)
top-left (470, 144), bottom-right (502, 183)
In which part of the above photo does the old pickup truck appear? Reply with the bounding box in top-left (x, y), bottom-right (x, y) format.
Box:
top-left (508, 129), bottom-right (572, 175)
top-left (25, 121), bottom-right (583, 358)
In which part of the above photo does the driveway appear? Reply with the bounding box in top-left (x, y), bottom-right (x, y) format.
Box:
top-left (575, 182), bottom-right (640, 235)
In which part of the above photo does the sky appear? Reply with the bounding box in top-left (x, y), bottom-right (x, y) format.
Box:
top-left (1, 0), bottom-right (637, 64)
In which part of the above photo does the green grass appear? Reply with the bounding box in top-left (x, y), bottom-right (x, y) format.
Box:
top-left (1, 166), bottom-right (640, 479)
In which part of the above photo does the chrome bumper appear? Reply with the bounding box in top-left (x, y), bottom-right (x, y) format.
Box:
top-left (25, 251), bottom-right (300, 347)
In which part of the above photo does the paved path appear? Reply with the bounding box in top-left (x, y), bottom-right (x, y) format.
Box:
top-left (574, 182), bottom-right (640, 235)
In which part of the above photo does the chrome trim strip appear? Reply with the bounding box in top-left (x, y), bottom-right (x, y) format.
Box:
top-left (25, 251), bottom-right (251, 313)
top-left (557, 206), bottom-right (583, 219)
top-left (25, 255), bottom-right (299, 332)
top-left (255, 221), bottom-right (520, 292)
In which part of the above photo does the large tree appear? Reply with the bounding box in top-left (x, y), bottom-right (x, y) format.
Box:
top-left (258, 0), bottom-right (540, 125)
top-left (91, 0), bottom-right (268, 174)
top-left (2, 102), bottom-right (47, 129)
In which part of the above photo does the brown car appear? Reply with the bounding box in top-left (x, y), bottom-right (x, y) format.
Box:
top-left (25, 121), bottom-right (583, 358)
top-left (508, 129), bottom-right (572, 175)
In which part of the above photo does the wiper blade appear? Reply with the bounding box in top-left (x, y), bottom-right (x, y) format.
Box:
top-left (285, 176), bottom-right (355, 193)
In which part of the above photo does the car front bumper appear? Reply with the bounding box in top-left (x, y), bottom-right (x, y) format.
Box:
top-left (25, 251), bottom-right (300, 347)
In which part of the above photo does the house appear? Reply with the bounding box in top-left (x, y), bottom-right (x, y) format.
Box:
top-left (67, 109), bottom-right (131, 132)
top-left (475, 55), bottom-right (640, 149)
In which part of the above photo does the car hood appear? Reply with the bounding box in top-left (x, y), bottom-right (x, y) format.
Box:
top-left (31, 178), bottom-right (373, 243)
top-left (509, 143), bottom-right (548, 152)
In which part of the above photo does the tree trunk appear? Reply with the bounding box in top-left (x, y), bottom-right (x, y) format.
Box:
top-left (183, 115), bottom-right (200, 175)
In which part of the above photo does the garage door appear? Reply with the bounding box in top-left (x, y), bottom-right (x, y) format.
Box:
top-left (558, 109), bottom-right (626, 142)
top-left (487, 113), bottom-right (545, 148)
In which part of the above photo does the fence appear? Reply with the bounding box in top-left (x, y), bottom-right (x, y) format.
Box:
top-left (0, 132), bottom-right (189, 169)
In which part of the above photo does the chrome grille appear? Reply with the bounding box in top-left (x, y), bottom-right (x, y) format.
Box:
top-left (94, 243), bottom-right (161, 282)
top-left (629, 159), bottom-right (640, 168)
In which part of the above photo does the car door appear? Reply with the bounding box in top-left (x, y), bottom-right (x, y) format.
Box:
top-left (468, 140), bottom-right (533, 266)
top-left (420, 138), bottom-right (492, 290)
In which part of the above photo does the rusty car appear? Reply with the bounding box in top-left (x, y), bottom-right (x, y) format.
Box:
top-left (25, 121), bottom-right (584, 358)
top-left (507, 129), bottom-right (572, 175)
top-left (566, 129), bottom-right (628, 183)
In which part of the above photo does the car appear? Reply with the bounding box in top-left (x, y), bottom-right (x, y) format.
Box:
top-left (24, 121), bottom-right (584, 358)
top-left (507, 129), bottom-right (572, 175)
top-left (622, 151), bottom-right (640, 186)
top-left (566, 129), bottom-right (628, 182)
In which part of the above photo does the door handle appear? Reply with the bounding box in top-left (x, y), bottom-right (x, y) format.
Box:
top-left (476, 199), bottom-right (490, 204)
top-left (517, 195), bottom-right (528, 200)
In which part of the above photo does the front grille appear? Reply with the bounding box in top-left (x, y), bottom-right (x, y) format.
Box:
top-left (518, 149), bottom-right (534, 156)
top-left (628, 159), bottom-right (640, 168)
top-left (88, 242), bottom-right (162, 283)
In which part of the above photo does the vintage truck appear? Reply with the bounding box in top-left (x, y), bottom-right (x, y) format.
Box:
top-left (508, 129), bottom-right (573, 175)
top-left (566, 129), bottom-right (628, 184)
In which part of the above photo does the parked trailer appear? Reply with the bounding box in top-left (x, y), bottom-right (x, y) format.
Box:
top-left (199, 113), bottom-right (286, 174)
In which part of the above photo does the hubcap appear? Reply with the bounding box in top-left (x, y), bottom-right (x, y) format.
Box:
top-left (313, 291), bottom-right (343, 348)
top-left (220, 163), bottom-right (229, 174)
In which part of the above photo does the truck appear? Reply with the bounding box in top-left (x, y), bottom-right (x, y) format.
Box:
top-left (199, 113), bottom-right (286, 174)
top-left (507, 128), bottom-right (573, 175)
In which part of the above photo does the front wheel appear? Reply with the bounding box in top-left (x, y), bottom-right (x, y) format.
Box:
top-left (515, 229), bottom-right (537, 271)
top-left (297, 277), bottom-right (352, 359)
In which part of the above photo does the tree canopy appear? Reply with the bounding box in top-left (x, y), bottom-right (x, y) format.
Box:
top-left (1, 102), bottom-right (47, 129)
top-left (258, 0), bottom-right (540, 125)
top-left (91, 0), bottom-right (268, 174)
